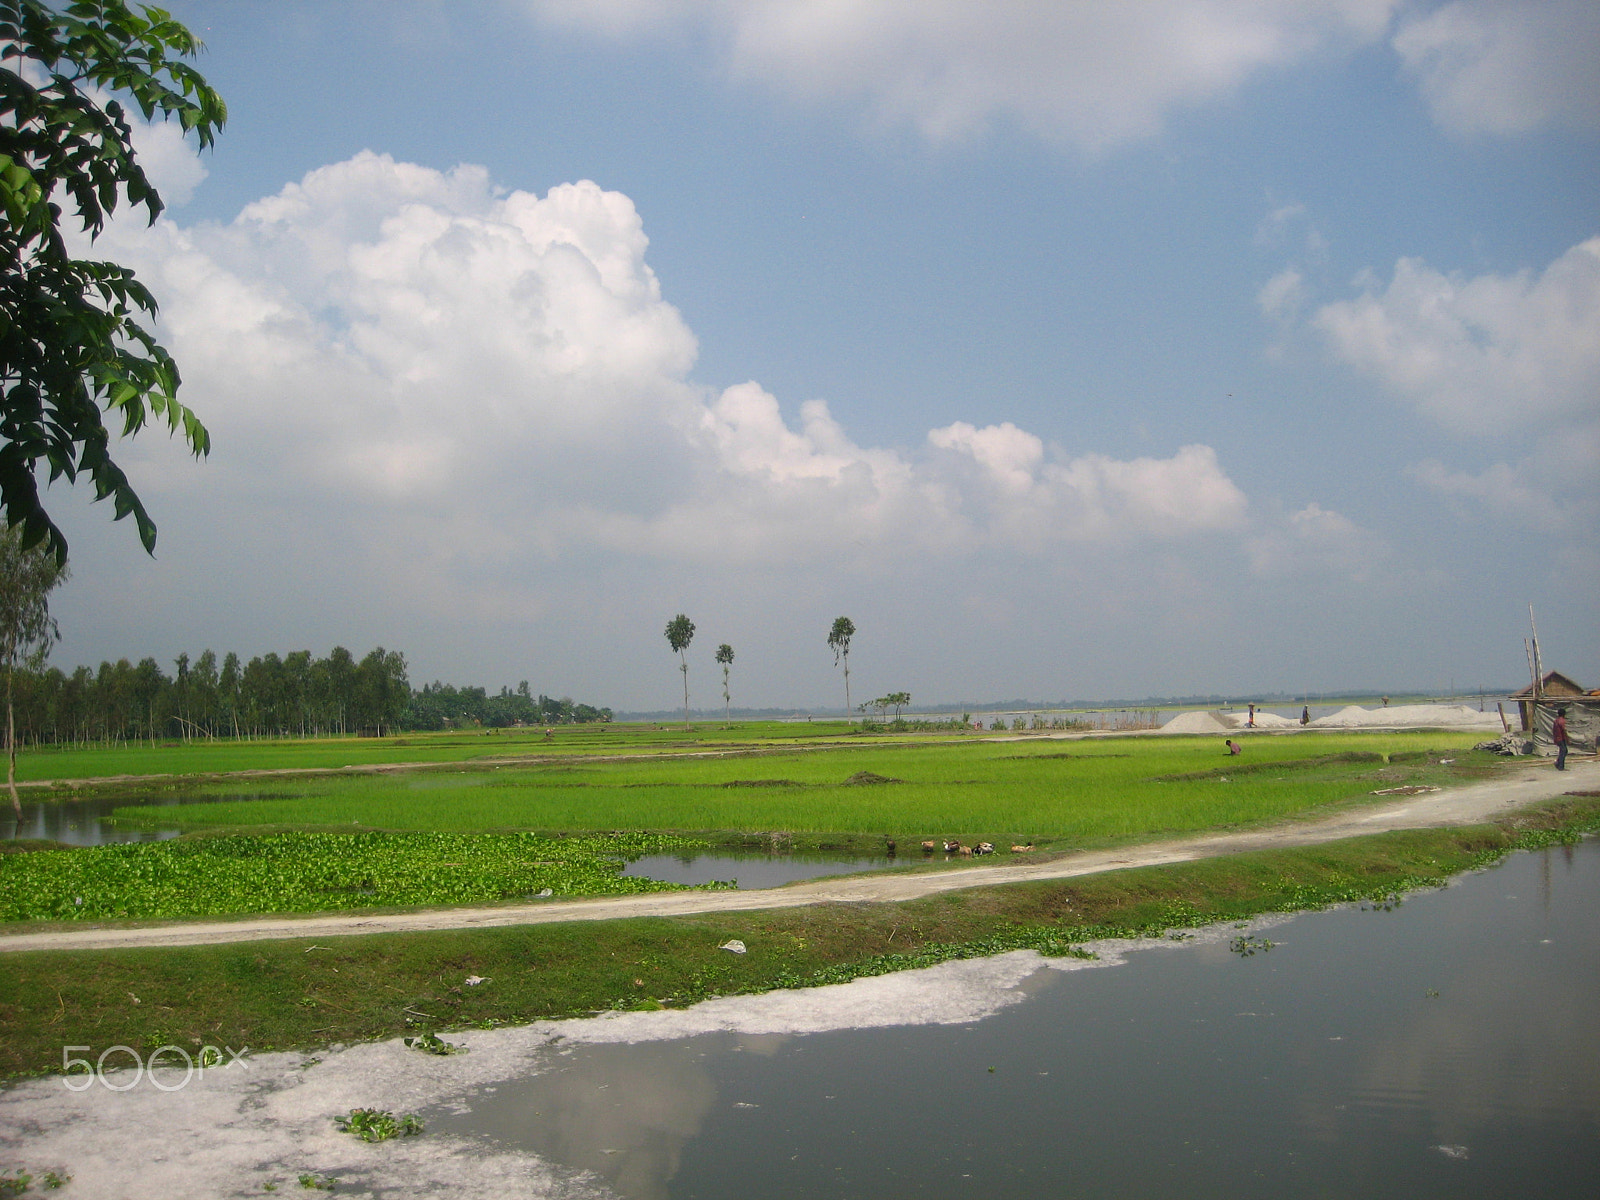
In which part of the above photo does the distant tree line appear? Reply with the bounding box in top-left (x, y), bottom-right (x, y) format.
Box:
top-left (406, 681), bottom-right (611, 731)
top-left (5, 646), bottom-right (610, 747)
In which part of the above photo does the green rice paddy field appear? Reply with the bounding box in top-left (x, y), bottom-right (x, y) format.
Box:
top-left (0, 727), bottom-right (1496, 925)
top-left (105, 729), bottom-right (1489, 845)
top-left (10, 721), bottom-right (860, 782)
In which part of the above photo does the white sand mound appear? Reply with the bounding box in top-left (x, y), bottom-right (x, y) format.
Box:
top-left (1310, 703), bottom-right (1499, 729)
top-left (1161, 710), bottom-right (1234, 734)
top-left (1229, 711), bottom-right (1299, 729)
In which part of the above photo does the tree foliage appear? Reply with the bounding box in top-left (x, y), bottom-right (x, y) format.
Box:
top-left (0, 1), bottom-right (226, 562)
top-left (407, 681), bottom-right (611, 731)
top-left (827, 615), bottom-right (855, 722)
top-left (865, 690), bottom-right (910, 720)
top-left (3, 643), bottom-right (615, 746)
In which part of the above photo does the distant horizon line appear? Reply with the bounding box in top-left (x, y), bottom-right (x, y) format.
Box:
top-left (614, 688), bottom-right (1519, 722)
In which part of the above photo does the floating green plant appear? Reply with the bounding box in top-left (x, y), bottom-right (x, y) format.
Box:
top-left (333, 1108), bottom-right (423, 1143)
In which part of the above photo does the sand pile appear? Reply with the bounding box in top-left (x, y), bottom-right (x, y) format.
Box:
top-left (1310, 703), bottom-right (1499, 729)
top-left (1230, 711), bottom-right (1299, 729)
top-left (1161, 710), bottom-right (1234, 734)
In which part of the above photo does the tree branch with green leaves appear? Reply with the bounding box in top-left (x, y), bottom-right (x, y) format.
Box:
top-left (0, 0), bottom-right (225, 563)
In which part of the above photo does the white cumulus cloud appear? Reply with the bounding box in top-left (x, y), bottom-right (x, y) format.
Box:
top-left (1393, 0), bottom-right (1600, 135)
top-left (529, 0), bottom-right (1400, 148)
top-left (1313, 237), bottom-right (1600, 434)
top-left (1258, 267), bottom-right (1307, 324)
top-left (1246, 502), bottom-right (1384, 580)
top-left (80, 149), bottom-right (1257, 608)
top-left (1310, 237), bottom-right (1600, 530)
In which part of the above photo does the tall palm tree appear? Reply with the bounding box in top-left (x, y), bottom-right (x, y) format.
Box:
top-left (715, 643), bottom-right (734, 726)
top-left (665, 614), bottom-right (695, 730)
top-left (827, 616), bottom-right (855, 724)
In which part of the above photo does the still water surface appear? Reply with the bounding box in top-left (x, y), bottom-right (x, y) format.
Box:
top-left (0, 793), bottom-right (188, 845)
top-left (432, 839), bottom-right (1600, 1199)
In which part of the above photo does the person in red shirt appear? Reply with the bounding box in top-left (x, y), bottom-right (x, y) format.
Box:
top-left (1552, 707), bottom-right (1569, 771)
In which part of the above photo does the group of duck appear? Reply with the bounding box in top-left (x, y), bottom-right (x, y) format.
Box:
top-left (918, 839), bottom-right (1034, 856)
top-left (881, 837), bottom-right (1037, 857)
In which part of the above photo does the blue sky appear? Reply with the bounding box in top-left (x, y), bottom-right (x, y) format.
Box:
top-left (44, 0), bottom-right (1600, 709)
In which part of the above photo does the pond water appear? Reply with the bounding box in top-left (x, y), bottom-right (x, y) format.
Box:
top-left (0, 793), bottom-right (187, 845)
top-left (622, 852), bottom-right (897, 889)
top-left (430, 839), bottom-right (1600, 1199)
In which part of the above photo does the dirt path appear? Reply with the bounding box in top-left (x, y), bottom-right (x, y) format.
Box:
top-left (3, 761), bottom-right (1592, 955)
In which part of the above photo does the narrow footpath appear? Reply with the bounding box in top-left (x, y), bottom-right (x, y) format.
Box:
top-left (3, 761), bottom-right (1593, 955)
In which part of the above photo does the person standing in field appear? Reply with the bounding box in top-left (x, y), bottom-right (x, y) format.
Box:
top-left (1552, 707), bottom-right (1569, 771)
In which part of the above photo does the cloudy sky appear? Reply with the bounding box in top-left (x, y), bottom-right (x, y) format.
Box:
top-left (44, 0), bottom-right (1600, 709)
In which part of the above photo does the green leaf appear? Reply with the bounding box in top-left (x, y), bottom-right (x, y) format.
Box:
top-left (0, 0), bottom-right (224, 564)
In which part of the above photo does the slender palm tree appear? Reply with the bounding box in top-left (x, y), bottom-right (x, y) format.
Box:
top-left (715, 643), bottom-right (734, 726)
top-left (665, 614), bottom-right (695, 730)
top-left (827, 616), bottom-right (855, 724)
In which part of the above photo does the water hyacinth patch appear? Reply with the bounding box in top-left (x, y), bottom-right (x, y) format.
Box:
top-left (403, 1031), bottom-right (465, 1055)
top-left (0, 831), bottom-right (723, 922)
top-left (334, 1108), bottom-right (424, 1142)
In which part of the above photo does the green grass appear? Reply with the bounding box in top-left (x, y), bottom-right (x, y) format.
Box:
top-left (12, 721), bottom-right (880, 783)
top-left (1, 794), bottom-right (1592, 1083)
top-left (107, 731), bottom-right (1488, 846)
top-left (0, 729), bottom-right (1494, 930)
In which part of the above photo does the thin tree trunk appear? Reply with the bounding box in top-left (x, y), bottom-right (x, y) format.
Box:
top-left (6, 669), bottom-right (18, 820)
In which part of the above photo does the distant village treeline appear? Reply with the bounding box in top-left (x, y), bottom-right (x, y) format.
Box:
top-left (7, 647), bottom-right (612, 746)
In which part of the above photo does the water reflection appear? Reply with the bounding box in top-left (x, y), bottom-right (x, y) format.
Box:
top-left (433, 840), bottom-right (1600, 1198)
top-left (0, 793), bottom-right (185, 845)
top-left (456, 1040), bottom-right (722, 1200)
